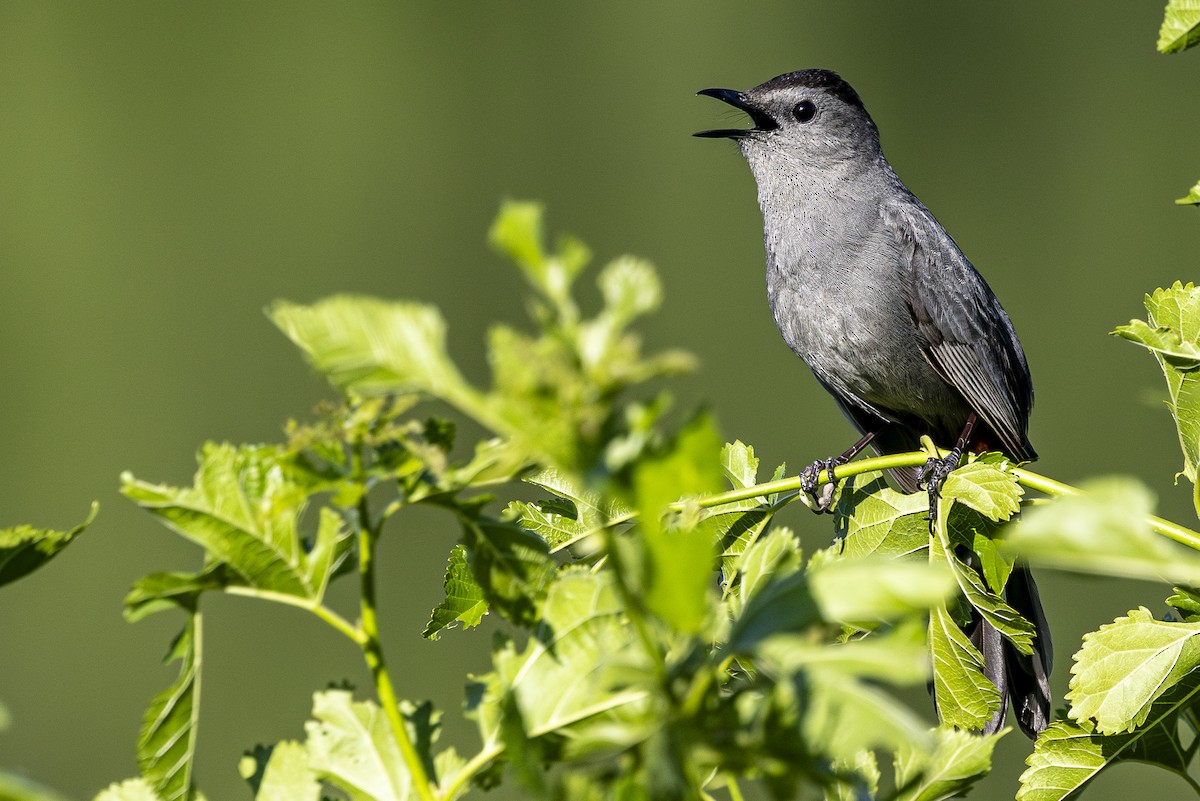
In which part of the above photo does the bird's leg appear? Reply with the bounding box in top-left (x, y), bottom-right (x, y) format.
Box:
top-left (800, 430), bottom-right (878, 514)
top-left (918, 413), bottom-right (978, 518)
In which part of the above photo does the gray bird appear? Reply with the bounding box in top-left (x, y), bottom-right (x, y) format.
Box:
top-left (696, 69), bottom-right (1050, 737)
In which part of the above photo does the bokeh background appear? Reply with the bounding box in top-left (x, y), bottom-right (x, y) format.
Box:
top-left (2, 3), bottom-right (1199, 799)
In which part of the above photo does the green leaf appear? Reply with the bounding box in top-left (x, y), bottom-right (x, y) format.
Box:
top-left (461, 515), bottom-right (555, 628)
top-left (932, 506), bottom-right (1036, 654)
top-left (808, 559), bottom-right (955, 624)
top-left (940, 460), bottom-right (1022, 522)
top-left (423, 544), bottom-right (488, 639)
top-left (0, 771), bottom-right (74, 801)
top-left (727, 563), bottom-right (821, 654)
top-left (491, 569), bottom-right (652, 753)
top-left (1005, 477), bottom-right (1200, 584)
top-left (944, 551), bottom-right (1035, 655)
top-left (714, 441), bottom-right (789, 586)
top-left (597, 256), bottom-right (661, 324)
top-left (305, 690), bottom-right (420, 801)
top-left (833, 471), bottom-right (928, 560)
top-left (928, 605), bottom-right (1001, 732)
top-left (802, 668), bottom-right (933, 763)
top-left (1176, 179), bottom-right (1200, 206)
top-left (239, 742), bottom-right (319, 801)
top-left (894, 726), bottom-right (1004, 801)
top-left (488, 200), bottom-right (589, 309)
top-left (758, 621), bottom-right (930, 686)
top-left (137, 615), bottom-right (201, 801)
top-left (125, 564), bottom-right (230, 622)
top-left (1114, 319), bottom-right (1200, 365)
top-left (1167, 585), bottom-right (1200, 621)
top-left (1067, 607), bottom-right (1200, 734)
top-left (824, 751), bottom-right (880, 801)
top-left (633, 413), bottom-right (724, 634)
top-left (0, 503), bottom-right (96, 589)
top-left (1113, 282), bottom-right (1200, 496)
top-left (270, 295), bottom-right (474, 402)
top-left (721, 440), bottom-right (761, 490)
top-left (576, 256), bottom-right (664, 376)
top-left (93, 779), bottom-right (163, 801)
top-left (524, 467), bottom-right (632, 543)
top-left (122, 444), bottom-right (352, 601)
top-left (1018, 678), bottom-right (1200, 801)
top-left (505, 498), bottom-right (583, 551)
top-left (1158, 0), bottom-right (1200, 52)
top-left (728, 526), bottom-right (802, 617)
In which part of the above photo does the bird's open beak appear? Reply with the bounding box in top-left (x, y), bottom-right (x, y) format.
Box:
top-left (694, 88), bottom-right (778, 138)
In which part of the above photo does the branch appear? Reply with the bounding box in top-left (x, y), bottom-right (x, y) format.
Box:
top-left (680, 450), bottom-right (1200, 551)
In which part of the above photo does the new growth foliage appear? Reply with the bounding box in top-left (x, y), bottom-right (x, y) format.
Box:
top-left (78, 202), bottom-right (1200, 801)
top-left (102, 203), bottom-right (1033, 801)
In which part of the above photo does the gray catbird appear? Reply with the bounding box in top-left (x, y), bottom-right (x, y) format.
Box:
top-left (696, 69), bottom-right (1051, 737)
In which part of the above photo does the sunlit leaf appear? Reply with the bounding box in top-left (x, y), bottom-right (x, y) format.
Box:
top-left (1068, 607), bottom-right (1200, 734)
top-left (634, 413), bottom-right (724, 634)
top-left (0, 503), bottom-right (96, 589)
top-left (728, 526), bottom-right (802, 617)
top-left (940, 460), bottom-right (1022, 522)
top-left (824, 750), bottom-right (879, 801)
top-left (1176, 179), bottom-right (1200, 206)
top-left (423, 544), bottom-right (488, 639)
top-left (894, 726), bottom-right (1004, 801)
top-left (92, 779), bottom-right (163, 801)
top-left (270, 296), bottom-right (474, 402)
top-left (932, 508), bottom-right (1035, 654)
top-left (1114, 319), bottom-right (1200, 365)
top-left (122, 444), bottom-right (352, 601)
top-left (0, 771), bottom-right (74, 801)
top-left (491, 569), bottom-right (652, 753)
top-left (239, 741), bottom-right (319, 801)
top-left (802, 668), bottom-right (932, 763)
top-left (809, 559), bottom-right (955, 624)
top-left (488, 200), bottom-right (588, 309)
top-left (125, 564), bottom-right (231, 623)
top-left (137, 616), bottom-right (201, 801)
top-left (928, 606), bottom-right (1001, 732)
top-left (1113, 282), bottom-right (1200, 501)
top-left (305, 690), bottom-right (417, 801)
top-left (1018, 679), bottom-right (1200, 801)
top-left (1005, 477), bottom-right (1200, 585)
top-left (758, 622), bottom-right (929, 686)
top-left (1158, 0), bottom-right (1200, 52)
top-left (834, 471), bottom-right (928, 560)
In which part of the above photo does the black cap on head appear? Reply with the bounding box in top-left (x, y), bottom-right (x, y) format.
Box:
top-left (752, 69), bottom-right (865, 113)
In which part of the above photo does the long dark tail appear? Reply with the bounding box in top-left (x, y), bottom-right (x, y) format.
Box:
top-left (972, 565), bottom-right (1052, 738)
top-left (1002, 564), bottom-right (1053, 737)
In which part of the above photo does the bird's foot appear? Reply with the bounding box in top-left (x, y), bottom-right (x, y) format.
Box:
top-left (800, 457), bottom-right (840, 514)
top-left (918, 447), bottom-right (963, 520)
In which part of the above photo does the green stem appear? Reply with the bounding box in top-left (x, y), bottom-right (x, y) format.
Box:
top-left (357, 499), bottom-right (437, 801)
top-left (725, 775), bottom-right (747, 801)
top-left (441, 743), bottom-right (505, 800)
top-left (677, 450), bottom-right (1200, 551)
top-left (223, 586), bottom-right (363, 644)
top-left (1010, 465), bottom-right (1200, 550)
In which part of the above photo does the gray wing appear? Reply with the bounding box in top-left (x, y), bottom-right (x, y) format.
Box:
top-left (881, 196), bottom-right (1035, 462)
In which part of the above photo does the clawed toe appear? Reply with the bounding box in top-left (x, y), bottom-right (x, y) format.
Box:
top-left (919, 450), bottom-right (962, 520)
top-left (801, 458), bottom-right (839, 513)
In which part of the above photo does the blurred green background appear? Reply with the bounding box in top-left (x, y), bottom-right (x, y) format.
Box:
top-left (2, 2), bottom-right (1199, 799)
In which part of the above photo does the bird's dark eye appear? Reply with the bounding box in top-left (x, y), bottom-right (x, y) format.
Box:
top-left (793, 100), bottom-right (816, 123)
